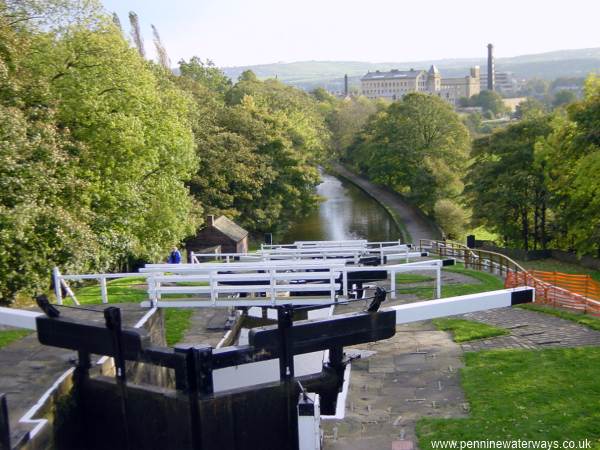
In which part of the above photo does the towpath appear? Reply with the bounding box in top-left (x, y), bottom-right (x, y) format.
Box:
top-left (329, 163), bottom-right (441, 243)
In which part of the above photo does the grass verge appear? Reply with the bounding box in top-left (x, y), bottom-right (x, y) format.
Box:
top-left (395, 273), bottom-right (434, 284)
top-left (74, 277), bottom-right (148, 305)
top-left (516, 258), bottom-right (600, 282)
top-left (394, 264), bottom-right (504, 299)
top-left (417, 347), bottom-right (600, 448)
top-left (0, 328), bottom-right (32, 349)
top-left (164, 309), bottom-right (194, 346)
top-left (432, 318), bottom-right (508, 342)
top-left (519, 304), bottom-right (600, 332)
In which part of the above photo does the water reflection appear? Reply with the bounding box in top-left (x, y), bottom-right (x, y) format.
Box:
top-left (281, 173), bottom-right (401, 243)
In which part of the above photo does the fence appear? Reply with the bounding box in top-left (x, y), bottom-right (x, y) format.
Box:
top-left (420, 239), bottom-right (600, 317)
top-left (52, 267), bottom-right (149, 305)
top-left (141, 259), bottom-right (446, 307)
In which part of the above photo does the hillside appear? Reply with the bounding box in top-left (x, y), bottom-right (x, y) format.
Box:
top-left (222, 47), bottom-right (600, 91)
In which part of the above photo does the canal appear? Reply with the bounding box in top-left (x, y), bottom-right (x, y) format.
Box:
top-left (281, 172), bottom-right (402, 243)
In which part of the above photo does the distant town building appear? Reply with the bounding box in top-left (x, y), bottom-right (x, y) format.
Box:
top-left (480, 71), bottom-right (521, 95)
top-left (360, 65), bottom-right (480, 105)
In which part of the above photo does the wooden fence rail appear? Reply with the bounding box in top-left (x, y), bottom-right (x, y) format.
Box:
top-left (420, 239), bottom-right (600, 317)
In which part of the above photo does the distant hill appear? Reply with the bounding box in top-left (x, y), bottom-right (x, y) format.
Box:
top-left (222, 48), bottom-right (600, 91)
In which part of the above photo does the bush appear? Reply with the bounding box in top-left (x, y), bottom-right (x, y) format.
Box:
top-left (434, 199), bottom-right (468, 239)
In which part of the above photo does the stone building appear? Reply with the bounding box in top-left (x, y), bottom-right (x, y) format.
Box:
top-left (185, 215), bottom-right (249, 255)
top-left (360, 65), bottom-right (480, 105)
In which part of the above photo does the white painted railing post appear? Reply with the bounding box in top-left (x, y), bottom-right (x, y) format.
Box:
top-left (147, 276), bottom-right (157, 308)
top-left (342, 269), bottom-right (348, 298)
top-left (156, 272), bottom-right (163, 303)
top-left (405, 247), bottom-right (409, 263)
top-left (99, 276), bottom-right (108, 304)
top-left (330, 269), bottom-right (336, 303)
top-left (52, 267), bottom-right (63, 305)
top-left (210, 271), bottom-right (216, 305)
top-left (436, 267), bottom-right (442, 299)
top-left (270, 269), bottom-right (276, 305)
top-left (380, 247), bottom-right (384, 265)
top-left (391, 269), bottom-right (396, 299)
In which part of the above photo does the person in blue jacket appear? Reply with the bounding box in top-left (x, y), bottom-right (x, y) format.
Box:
top-left (167, 246), bottom-right (182, 264)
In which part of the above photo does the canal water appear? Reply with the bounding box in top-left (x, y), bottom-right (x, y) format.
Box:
top-left (281, 173), bottom-right (401, 243)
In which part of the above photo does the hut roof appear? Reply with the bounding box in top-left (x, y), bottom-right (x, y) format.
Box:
top-left (212, 216), bottom-right (248, 242)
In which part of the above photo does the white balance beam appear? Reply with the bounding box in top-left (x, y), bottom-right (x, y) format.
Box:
top-left (391, 286), bottom-right (534, 324)
top-left (0, 307), bottom-right (42, 330)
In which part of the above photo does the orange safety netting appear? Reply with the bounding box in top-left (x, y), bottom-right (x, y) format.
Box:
top-left (505, 271), bottom-right (600, 316)
top-left (528, 270), bottom-right (600, 301)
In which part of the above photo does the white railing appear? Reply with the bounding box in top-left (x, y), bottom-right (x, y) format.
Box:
top-left (190, 240), bottom-right (419, 265)
top-left (261, 239), bottom-right (407, 250)
top-left (342, 259), bottom-right (444, 299)
top-left (52, 267), bottom-right (150, 305)
top-left (143, 265), bottom-right (344, 308)
top-left (190, 252), bottom-right (262, 264)
top-left (141, 259), bottom-right (446, 308)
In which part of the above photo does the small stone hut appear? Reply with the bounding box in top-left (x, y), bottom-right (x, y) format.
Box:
top-left (185, 215), bottom-right (249, 255)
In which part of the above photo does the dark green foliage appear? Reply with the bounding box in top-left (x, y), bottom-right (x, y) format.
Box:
top-left (466, 116), bottom-right (553, 250)
top-left (182, 68), bottom-right (331, 233)
top-left (346, 93), bottom-right (469, 215)
top-left (470, 75), bottom-right (600, 255)
top-left (0, 1), bottom-right (335, 301)
top-left (462, 90), bottom-right (509, 117)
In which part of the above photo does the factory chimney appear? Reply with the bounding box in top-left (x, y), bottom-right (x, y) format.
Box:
top-left (344, 74), bottom-right (349, 97)
top-left (487, 43), bottom-right (495, 91)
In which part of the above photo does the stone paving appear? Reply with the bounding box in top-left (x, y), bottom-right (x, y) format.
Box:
top-left (323, 271), bottom-right (600, 450)
top-left (459, 307), bottom-right (600, 351)
top-left (322, 320), bottom-right (468, 450)
top-left (179, 308), bottom-right (230, 347)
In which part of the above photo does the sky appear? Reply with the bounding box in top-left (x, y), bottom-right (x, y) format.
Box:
top-left (101, 0), bottom-right (600, 68)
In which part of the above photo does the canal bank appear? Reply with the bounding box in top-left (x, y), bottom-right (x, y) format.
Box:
top-left (281, 171), bottom-right (403, 243)
top-left (328, 162), bottom-right (442, 243)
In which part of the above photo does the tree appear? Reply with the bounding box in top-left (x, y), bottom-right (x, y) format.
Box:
top-left (151, 24), bottom-right (170, 69)
top-left (327, 96), bottom-right (380, 158)
top-left (128, 11), bottom-right (144, 57)
top-left (178, 67), bottom-right (331, 233)
top-left (514, 98), bottom-right (546, 119)
top-left (466, 115), bottom-right (554, 250)
top-left (467, 91), bottom-right (508, 117)
top-left (347, 93), bottom-right (470, 213)
top-left (434, 199), bottom-right (468, 240)
top-left (0, 3), bottom-right (201, 302)
top-left (552, 89), bottom-right (577, 108)
top-left (540, 75), bottom-right (600, 255)
top-left (178, 56), bottom-right (232, 94)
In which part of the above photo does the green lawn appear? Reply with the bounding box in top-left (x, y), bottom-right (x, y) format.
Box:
top-left (0, 328), bottom-right (32, 349)
top-left (395, 264), bottom-right (504, 299)
top-left (432, 318), bottom-right (508, 342)
top-left (516, 258), bottom-right (600, 282)
top-left (74, 277), bottom-right (148, 305)
top-left (164, 309), bottom-right (194, 346)
top-left (417, 347), bottom-right (600, 449)
top-left (519, 304), bottom-right (600, 332)
top-left (395, 273), bottom-right (434, 284)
